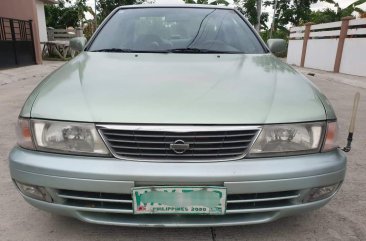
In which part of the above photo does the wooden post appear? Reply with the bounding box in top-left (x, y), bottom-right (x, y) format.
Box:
top-left (334, 16), bottom-right (355, 73)
top-left (300, 22), bottom-right (313, 67)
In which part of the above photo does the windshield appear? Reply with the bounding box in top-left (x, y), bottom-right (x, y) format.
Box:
top-left (88, 7), bottom-right (266, 54)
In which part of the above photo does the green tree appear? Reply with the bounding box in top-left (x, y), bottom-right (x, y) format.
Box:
top-left (185, 0), bottom-right (266, 30)
top-left (234, 0), bottom-right (268, 30)
top-left (234, 0), bottom-right (264, 31)
top-left (45, 0), bottom-right (92, 28)
top-left (264, 0), bottom-right (366, 30)
top-left (264, 0), bottom-right (321, 27)
top-left (97, 0), bottom-right (153, 21)
top-left (330, 0), bottom-right (366, 18)
top-left (74, 0), bottom-right (89, 28)
top-left (184, 0), bottom-right (229, 5)
top-left (310, 8), bottom-right (339, 24)
top-left (45, 0), bottom-right (79, 28)
top-left (305, 0), bottom-right (366, 24)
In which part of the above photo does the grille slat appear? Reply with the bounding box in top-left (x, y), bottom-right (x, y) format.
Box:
top-left (58, 194), bottom-right (133, 203)
top-left (226, 194), bottom-right (300, 203)
top-left (102, 133), bottom-right (257, 139)
top-left (107, 138), bottom-right (252, 144)
top-left (55, 189), bottom-right (300, 214)
top-left (114, 151), bottom-right (246, 157)
top-left (110, 145), bottom-right (249, 151)
top-left (98, 125), bottom-right (260, 161)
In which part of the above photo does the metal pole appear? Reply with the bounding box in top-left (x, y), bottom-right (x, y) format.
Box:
top-left (269, 0), bottom-right (278, 39)
top-left (28, 20), bottom-right (37, 64)
top-left (256, 0), bottom-right (262, 32)
top-left (94, 0), bottom-right (98, 32)
top-left (9, 19), bottom-right (18, 65)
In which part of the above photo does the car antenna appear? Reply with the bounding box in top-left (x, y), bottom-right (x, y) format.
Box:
top-left (343, 92), bottom-right (360, 152)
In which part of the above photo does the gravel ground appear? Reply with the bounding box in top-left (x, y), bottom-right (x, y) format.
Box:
top-left (0, 61), bottom-right (365, 241)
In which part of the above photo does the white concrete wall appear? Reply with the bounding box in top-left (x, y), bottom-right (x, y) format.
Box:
top-left (304, 39), bottom-right (338, 72)
top-left (287, 20), bottom-right (366, 77)
top-left (287, 40), bottom-right (303, 66)
top-left (35, 0), bottom-right (47, 43)
top-left (340, 38), bottom-right (366, 77)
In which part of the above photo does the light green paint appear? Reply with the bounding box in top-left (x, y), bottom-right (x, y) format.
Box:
top-left (21, 52), bottom-right (334, 124)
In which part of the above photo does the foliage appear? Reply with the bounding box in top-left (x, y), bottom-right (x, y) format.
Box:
top-left (260, 28), bottom-right (288, 43)
top-left (45, 0), bottom-right (151, 29)
top-left (97, 0), bottom-right (149, 21)
top-left (45, 0), bottom-right (96, 28)
top-left (333, 0), bottom-right (366, 17)
top-left (45, 0), bottom-right (79, 28)
top-left (184, 0), bottom-right (229, 5)
top-left (235, 0), bottom-right (257, 25)
top-left (309, 0), bottom-right (366, 24)
top-left (234, 0), bottom-right (269, 30)
top-left (310, 8), bottom-right (340, 24)
top-left (263, 0), bottom-right (320, 28)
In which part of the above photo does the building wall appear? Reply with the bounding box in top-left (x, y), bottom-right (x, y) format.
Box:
top-left (0, 0), bottom-right (42, 64)
top-left (36, 0), bottom-right (47, 43)
top-left (287, 19), bottom-right (366, 77)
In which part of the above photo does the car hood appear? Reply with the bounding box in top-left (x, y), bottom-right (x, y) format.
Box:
top-left (28, 52), bottom-right (326, 124)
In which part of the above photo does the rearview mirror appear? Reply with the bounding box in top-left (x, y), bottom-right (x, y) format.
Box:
top-left (267, 39), bottom-right (287, 55)
top-left (70, 37), bottom-right (87, 52)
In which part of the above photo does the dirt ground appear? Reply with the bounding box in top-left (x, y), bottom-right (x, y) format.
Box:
top-left (0, 61), bottom-right (365, 241)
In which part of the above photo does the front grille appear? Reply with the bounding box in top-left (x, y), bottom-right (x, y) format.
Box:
top-left (97, 125), bottom-right (260, 161)
top-left (55, 189), bottom-right (300, 214)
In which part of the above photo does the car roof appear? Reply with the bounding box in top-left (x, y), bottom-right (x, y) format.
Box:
top-left (117, 4), bottom-right (235, 10)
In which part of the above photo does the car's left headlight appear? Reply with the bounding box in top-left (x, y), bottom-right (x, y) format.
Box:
top-left (248, 122), bottom-right (325, 157)
top-left (31, 119), bottom-right (110, 156)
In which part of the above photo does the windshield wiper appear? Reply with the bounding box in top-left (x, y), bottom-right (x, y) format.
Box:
top-left (90, 48), bottom-right (170, 53)
top-left (91, 48), bottom-right (134, 53)
top-left (167, 48), bottom-right (243, 54)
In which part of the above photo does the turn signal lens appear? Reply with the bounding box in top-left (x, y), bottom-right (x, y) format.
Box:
top-left (303, 183), bottom-right (340, 203)
top-left (16, 118), bottom-right (34, 149)
top-left (322, 122), bottom-right (338, 152)
top-left (14, 181), bottom-right (52, 202)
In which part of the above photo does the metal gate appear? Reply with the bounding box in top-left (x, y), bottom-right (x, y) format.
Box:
top-left (0, 17), bottom-right (36, 68)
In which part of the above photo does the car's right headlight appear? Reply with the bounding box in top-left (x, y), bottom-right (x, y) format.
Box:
top-left (16, 118), bottom-right (110, 156)
top-left (248, 122), bottom-right (330, 157)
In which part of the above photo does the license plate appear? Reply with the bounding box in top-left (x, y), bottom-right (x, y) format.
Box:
top-left (132, 186), bottom-right (227, 215)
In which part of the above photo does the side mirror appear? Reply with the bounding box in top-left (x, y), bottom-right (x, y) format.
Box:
top-left (267, 39), bottom-right (287, 55)
top-left (70, 37), bottom-right (87, 52)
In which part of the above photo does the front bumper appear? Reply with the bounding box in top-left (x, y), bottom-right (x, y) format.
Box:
top-left (9, 147), bottom-right (347, 227)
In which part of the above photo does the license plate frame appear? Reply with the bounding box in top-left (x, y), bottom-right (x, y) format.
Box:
top-left (132, 186), bottom-right (227, 215)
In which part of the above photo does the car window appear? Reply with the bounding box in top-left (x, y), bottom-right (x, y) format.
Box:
top-left (88, 8), bottom-right (266, 54)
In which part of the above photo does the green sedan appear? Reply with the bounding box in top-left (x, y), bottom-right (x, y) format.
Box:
top-left (9, 4), bottom-right (346, 227)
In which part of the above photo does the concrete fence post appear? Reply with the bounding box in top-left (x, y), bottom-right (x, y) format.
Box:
top-left (334, 16), bottom-right (355, 73)
top-left (47, 27), bottom-right (54, 41)
top-left (300, 22), bottom-right (313, 68)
